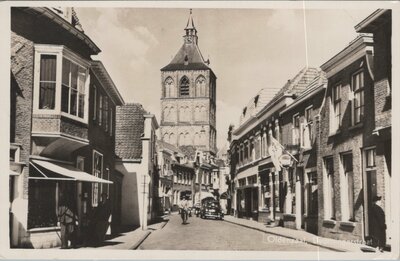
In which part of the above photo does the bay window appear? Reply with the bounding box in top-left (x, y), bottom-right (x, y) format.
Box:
top-left (34, 45), bottom-right (90, 123)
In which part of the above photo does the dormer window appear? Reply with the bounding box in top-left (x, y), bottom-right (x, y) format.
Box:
top-left (254, 95), bottom-right (259, 107)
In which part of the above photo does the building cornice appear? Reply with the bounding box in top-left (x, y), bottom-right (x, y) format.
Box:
top-left (321, 35), bottom-right (374, 78)
top-left (354, 9), bottom-right (390, 32)
top-left (91, 60), bottom-right (125, 106)
top-left (25, 7), bottom-right (101, 55)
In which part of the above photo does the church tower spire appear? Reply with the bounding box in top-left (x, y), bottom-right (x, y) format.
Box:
top-left (184, 9), bottom-right (198, 45)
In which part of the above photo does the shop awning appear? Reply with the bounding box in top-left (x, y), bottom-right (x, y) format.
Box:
top-left (30, 160), bottom-right (113, 184)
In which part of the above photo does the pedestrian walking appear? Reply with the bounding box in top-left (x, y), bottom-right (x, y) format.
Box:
top-left (179, 196), bottom-right (189, 224)
top-left (57, 197), bottom-right (78, 249)
top-left (370, 195), bottom-right (387, 252)
top-left (96, 193), bottom-right (112, 243)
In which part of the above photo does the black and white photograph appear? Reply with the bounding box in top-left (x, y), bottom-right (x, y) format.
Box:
top-left (1, 1), bottom-right (399, 259)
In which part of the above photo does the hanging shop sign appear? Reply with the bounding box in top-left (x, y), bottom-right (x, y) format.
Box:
top-left (279, 154), bottom-right (292, 168)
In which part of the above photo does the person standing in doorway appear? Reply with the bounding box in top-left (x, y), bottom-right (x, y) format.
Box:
top-left (370, 195), bottom-right (386, 252)
top-left (57, 196), bottom-right (78, 249)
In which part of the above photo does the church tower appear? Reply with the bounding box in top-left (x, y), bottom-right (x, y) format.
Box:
top-left (160, 10), bottom-right (217, 156)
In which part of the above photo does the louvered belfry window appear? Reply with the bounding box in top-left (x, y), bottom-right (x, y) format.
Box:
top-left (180, 76), bottom-right (190, 97)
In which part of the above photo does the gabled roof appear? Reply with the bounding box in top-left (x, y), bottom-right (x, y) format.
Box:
top-left (157, 140), bottom-right (184, 155)
top-left (161, 42), bottom-right (210, 71)
top-left (239, 87), bottom-right (280, 125)
top-left (115, 103), bottom-right (147, 160)
top-left (280, 70), bottom-right (327, 115)
top-left (233, 67), bottom-right (319, 136)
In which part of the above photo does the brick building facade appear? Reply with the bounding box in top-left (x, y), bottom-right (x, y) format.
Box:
top-left (9, 7), bottom-right (124, 248)
top-left (355, 9), bottom-right (392, 247)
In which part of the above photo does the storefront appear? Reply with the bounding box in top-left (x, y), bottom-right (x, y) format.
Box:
top-left (26, 159), bottom-right (112, 248)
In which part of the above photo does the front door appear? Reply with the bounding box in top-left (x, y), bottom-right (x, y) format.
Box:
top-left (363, 148), bottom-right (377, 238)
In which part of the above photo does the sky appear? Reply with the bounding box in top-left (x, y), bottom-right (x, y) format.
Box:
top-left (75, 5), bottom-right (375, 151)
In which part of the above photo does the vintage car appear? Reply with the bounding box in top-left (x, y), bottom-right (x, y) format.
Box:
top-left (200, 200), bottom-right (224, 220)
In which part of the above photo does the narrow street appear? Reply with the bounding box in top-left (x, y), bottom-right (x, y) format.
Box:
top-left (138, 214), bottom-right (332, 251)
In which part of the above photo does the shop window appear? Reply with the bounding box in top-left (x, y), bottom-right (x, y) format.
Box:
top-left (308, 172), bottom-right (318, 216)
top-left (352, 71), bottom-right (365, 125)
top-left (27, 179), bottom-right (57, 229)
top-left (289, 169), bottom-right (296, 214)
top-left (92, 150), bottom-right (103, 207)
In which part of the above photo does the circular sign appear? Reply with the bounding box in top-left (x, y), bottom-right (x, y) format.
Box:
top-left (279, 154), bottom-right (292, 167)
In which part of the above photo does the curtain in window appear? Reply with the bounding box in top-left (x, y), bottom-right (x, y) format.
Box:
top-left (39, 55), bottom-right (57, 110)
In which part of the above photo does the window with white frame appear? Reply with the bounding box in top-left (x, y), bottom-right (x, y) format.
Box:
top-left (109, 107), bottom-right (113, 136)
top-left (103, 96), bottom-right (109, 131)
top-left (342, 153), bottom-right (354, 221)
top-left (302, 106), bottom-right (313, 148)
top-left (76, 156), bottom-right (85, 171)
top-left (61, 57), bottom-right (86, 118)
top-left (39, 55), bottom-right (57, 110)
top-left (331, 84), bottom-right (341, 133)
top-left (34, 45), bottom-right (89, 122)
top-left (292, 114), bottom-right (300, 145)
top-left (93, 85), bottom-right (97, 121)
top-left (352, 71), bottom-right (365, 125)
top-left (92, 150), bottom-right (103, 207)
top-left (324, 157), bottom-right (335, 219)
top-left (98, 94), bottom-right (103, 126)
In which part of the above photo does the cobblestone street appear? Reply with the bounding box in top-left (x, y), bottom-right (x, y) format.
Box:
top-left (138, 214), bottom-right (332, 251)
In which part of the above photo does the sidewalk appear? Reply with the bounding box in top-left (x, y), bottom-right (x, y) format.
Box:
top-left (81, 217), bottom-right (169, 250)
top-left (223, 215), bottom-right (377, 252)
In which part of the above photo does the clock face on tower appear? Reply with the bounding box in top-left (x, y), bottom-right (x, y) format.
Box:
top-left (186, 36), bottom-right (193, 43)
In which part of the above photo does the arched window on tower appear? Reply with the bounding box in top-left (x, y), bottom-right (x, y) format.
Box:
top-left (200, 106), bottom-right (207, 121)
top-left (194, 106), bottom-right (201, 122)
top-left (185, 132), bottom-right (190, 145)
top-left (169, 133), bottom-right (175, 144)
top-left (164, 77), bottom-right (175, 98)
top-left (194, 132), bottom-right (200, 145)
top-left (163, 133), bottom-right (169, 143)
top-left (178, 133), bottom-right (185, 146)
top-left (195, 76), bottom-right (206, 97)
top-left (180, 76), bottom-right (190, 97)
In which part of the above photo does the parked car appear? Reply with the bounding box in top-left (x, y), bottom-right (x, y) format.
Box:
top-left (193, 203), bottom-right (201, 217)
top-left (200, 201), bottom-right (224, 220)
